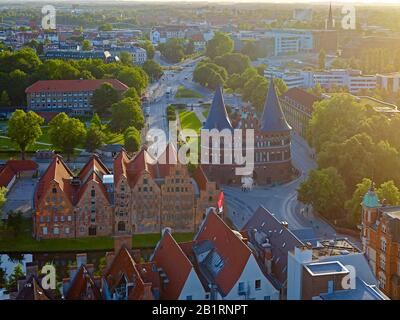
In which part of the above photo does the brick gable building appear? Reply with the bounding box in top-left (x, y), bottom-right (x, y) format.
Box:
top-left (113, 145), bottom-right (221, 234)
top-left (361, 187), bottom-right (400, 299)
top-left (33, 155), bottom-right (113, 239)
top-left (34, 147), bottom-right (221, 239)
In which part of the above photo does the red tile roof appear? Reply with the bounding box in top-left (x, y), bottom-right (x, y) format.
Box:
top-left (193, 165), bottom-right (208, 190)
top-left (280, 87), bottom-right (321, 109)
top-left (113, 150), bottom-right (130, 185)
top-left (7, 160), bottom-right (38, 172)
top-left (34, 155), bottom-right (76, 208)
top-left (0, 165), bottom-right (16, 188)
top-left (65, 265), bottom-right (102, 300)
top-left (78, 154), bottom-right (110, 183)
top-left (195, 211), bottom-right (252, 296)
top-left (126, 148), bottom-right (157, 187)
top-left (35, 155), bottom-right (112, 208)
top-left (25, 79), bottom-right (129, 94)
top-left (151, 231), bottom-right (193, 300)
top-left (103, 247), bottom-right (156, 300)
top-left (191, 34), bottom-right (205, 42)
top-left (0, 159), bottom-right (38, 189)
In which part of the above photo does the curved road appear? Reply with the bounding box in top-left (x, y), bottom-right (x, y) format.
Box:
top-left (223, 134), bottom-right (338, 239)
top-left (146, 55), bottom-right (338, 240)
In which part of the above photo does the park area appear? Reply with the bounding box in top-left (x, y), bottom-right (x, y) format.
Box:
top-left (175, 86), bottom-right (204, 99)
top-left (179, 109), bottom-right (202, 133)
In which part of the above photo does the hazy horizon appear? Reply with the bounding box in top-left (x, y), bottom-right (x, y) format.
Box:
top-left (2, 0), bottom-right (400, 4)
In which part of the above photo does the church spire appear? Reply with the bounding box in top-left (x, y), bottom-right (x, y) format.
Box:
top-left (327, 2), bottom-right (334, 30)
top-left (260, 80), bottom-right (291, 133)
top-left (203, 84), bottom-right (233, 131)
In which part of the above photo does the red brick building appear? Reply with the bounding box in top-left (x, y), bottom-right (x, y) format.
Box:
top-left (113, 145), bottom-right (221, 234)
top-left (201, 82), bottom-right (294, 186)
top-left (361, 187), bottom-right (400, 299)
top-left (34, 147), bottom-right (221, 239)
top-left (33, 155), bottom-right (113, 239)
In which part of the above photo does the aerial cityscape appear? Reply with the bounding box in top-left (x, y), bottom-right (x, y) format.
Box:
top-left (0, 0), bottom-right (399, 305)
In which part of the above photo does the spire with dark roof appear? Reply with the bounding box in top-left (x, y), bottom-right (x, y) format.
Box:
top-left (203, 84), bottom-right (233, 131)
top-left (260, 80), bottom-right (291, 133)
top-left (327, 2), bottom-right (334, 30)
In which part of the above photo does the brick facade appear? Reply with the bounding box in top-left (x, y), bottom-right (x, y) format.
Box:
top-left (361, 190), bottom-right (400, 299)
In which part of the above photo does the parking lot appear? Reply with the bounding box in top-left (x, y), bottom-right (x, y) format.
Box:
top-left (2, 177), bottom-right (38, 219)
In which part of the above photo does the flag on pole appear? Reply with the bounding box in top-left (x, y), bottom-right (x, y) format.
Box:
top-left (217, 191), bottom-right (224, 213)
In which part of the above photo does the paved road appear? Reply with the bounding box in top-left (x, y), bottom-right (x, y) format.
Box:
top-left (223, 133), bottom-right (339, 241)
top-left (145, 55), bottom-right (342, 243)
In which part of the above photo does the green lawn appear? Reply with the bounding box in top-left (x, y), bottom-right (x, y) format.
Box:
top-left (175, 86), bottom-right (204, 99)
top-left (202, 107), bottom-right (209, 119)
top-left (0, 219), bottom-right (194, 252)
top-left (179, 109), bottom-right (202, 133)
top-left (103, 126), bottom-right (125, 145)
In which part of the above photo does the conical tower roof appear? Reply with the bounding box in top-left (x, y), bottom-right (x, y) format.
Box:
top-left (260, 80), bottom-right (291, 133)
top-left (327, 2), bottom-right (334, 29)
top-left (203, 84), bottom-right (233, 131)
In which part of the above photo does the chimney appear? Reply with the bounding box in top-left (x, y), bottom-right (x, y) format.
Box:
top-left (113, 234), bottom-right (132, 253)
top-left (281, 221), bottom-right (289, 229)
top-left (26, 262), bottom-right (38, 278)
top-left (76, 253), bottom-right (87, 268)
top-left (262, 239), bottom-right (273, 274)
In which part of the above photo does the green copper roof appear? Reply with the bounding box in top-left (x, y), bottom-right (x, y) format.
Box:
top-left (362, 190), bottom-right (381, 208)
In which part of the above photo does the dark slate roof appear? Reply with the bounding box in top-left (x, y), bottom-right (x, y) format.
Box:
top-left (241, 206), bottom-right (303, 286)
top-left (203, 85), bottom-right (233, 131)
top-left (260, 81), bottom-right (291, 133)
top-left (15, 275), bottom-right (53, 300)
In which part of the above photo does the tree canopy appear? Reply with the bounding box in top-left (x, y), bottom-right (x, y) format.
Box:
top-left (205, 32), bottom-right (234, 59)
top-left (48, 113), bottom-right (86, 160)
top-left (110, 97), bottom-right (144, 133)
top-left (91, 83), bottom-right (120, 116)
top-left (298, 167), bottom-right (347, 220)
top-left (7, 110), bottom-right (44, 159)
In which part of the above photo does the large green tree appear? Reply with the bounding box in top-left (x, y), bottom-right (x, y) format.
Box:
top-left (48, 113), bottom-right (86, 160)
top-left (117, 66), bottom-right (148, 95)
top-left (345, 178), bottom-right (372, 226)
top-left (7, 110), bottom-right (44, 159)
top-left (110, 97), bottom-right (144, 133)
top-left (205, 32), bottom-right (234, 59)
top-left (307, 94), bottom-right (368, 153)
top-left (158, 38), bottom-right (186, 63)
top-left (214, 53), bottom-right (251, 75)
top-left (124, 126), bottom-right (141, 153)
top-left (193, 62), bottom-right (228, 89)
top-left (298, 167), bottom-right (347, 220)
top-left (377, 180), bottom-right (400, 206)
top-left (143, 60), bottom-right (163, 81)
top-left (138, 40), bottom-right (155, 59)
top-left (91, 83), bottom-right (120, 115)
top-left (85, 126), bottom-right (105, 153)
top-left (6, 264), bottom-right (24, 292)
